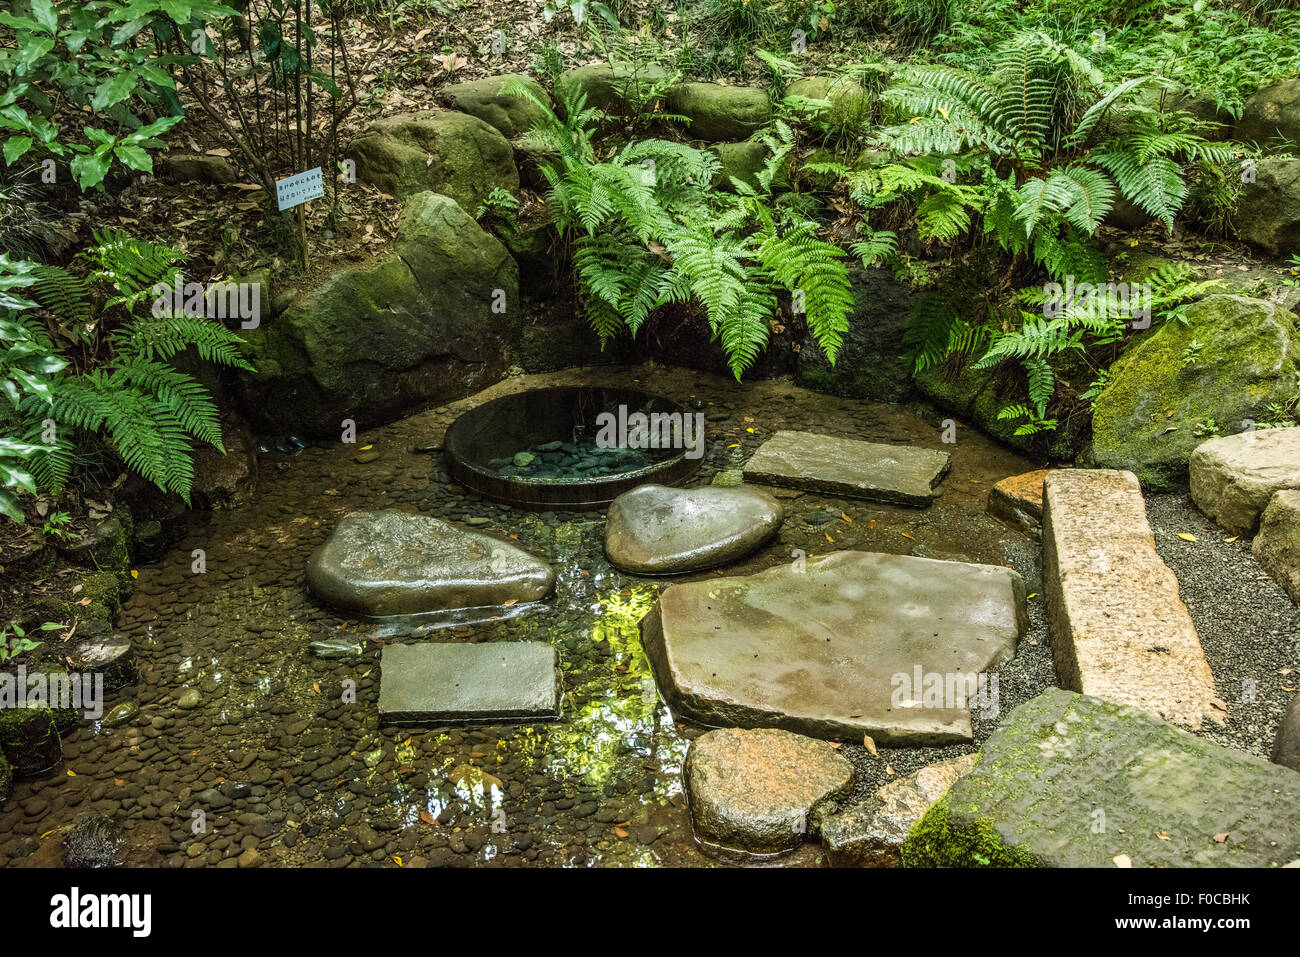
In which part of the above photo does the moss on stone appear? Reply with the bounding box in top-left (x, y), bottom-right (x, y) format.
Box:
top-left (902, 792), bottom-right (1041, 867)
top-left (0, 750), bottom-right (10, 803)
top-left (0, 706), bottom-right (61, 776)
top-left (1092, 295), bottom-right (1300, 490)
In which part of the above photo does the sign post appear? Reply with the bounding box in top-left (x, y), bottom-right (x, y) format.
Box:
top-left (275, 167), bottom-right (325, 269)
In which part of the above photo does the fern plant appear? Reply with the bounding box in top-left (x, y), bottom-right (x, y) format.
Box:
top-left (4, 231), bottom-right (253, 505)
top-left (513, 80), bottom-right (854, 378)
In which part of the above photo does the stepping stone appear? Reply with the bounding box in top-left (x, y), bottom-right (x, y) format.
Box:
top-left (640, 550), bottom-right (1027, 745)
top-left (1190, 427), bottom-right (1300, 534)
top-left (987, 468), bottom-right (1052, 538)
top-left (903, 689), bottom-right (1300, 868)
top-left (1254, 489), bottom-right (1300, 604)
top-left (684, 727), bottom-right (854, 855)
top-left (378, 642), bottom-right (561, 724)
top-left (306, 509), bottom-right (554, 616)
top-left (821, 754), bottom-right (975, 867)
top-left (604, 484), bottom-right (783, 574)
top-left (68, 635), bottom-right (136, 691)
top-left (1273, 693), bottom-right (1300, 772)
top-left (1044, 469), bottom-right (1218, 729)
top-left (742, 430), bottom-right (950, 505)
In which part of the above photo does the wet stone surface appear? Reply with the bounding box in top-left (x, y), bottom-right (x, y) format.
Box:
top-left (1, 365), bottom-right (1290, 868)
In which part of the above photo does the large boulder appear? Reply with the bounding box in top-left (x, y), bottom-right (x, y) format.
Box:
top-left (439, 74), bottom-right (550, 139)
top-left (684, 727), bottom-right (855, 855)
top-left (1254, 489), bottom-right (1300, 605)
top-left (903, 689), bottom-right (1300, 868)
top-left (238, 191), bottom-right (518, 435)
top-left (708, 140), bottom-right (767, 191)
top-left (1190, 427), bottom-right (1300, 535)
top-left (306, 509), bottom-right (555, 616)
top-left (1235, 79), bottom-right (1300, 153)
top-left (1233, 157), bottom-right (1300, 256)
top-left (797, 265), bottom-right (920, 402)
top-left (553, 64), bottom-right (671, 116)
top-left (1091, 295), bottom-right (1300, 490)
top-left (347, 110), bottom-right (518, 212)
top-left (666, 83), bottom-right (772, 142)
top-left (604, 484), bottom-right (783, 574)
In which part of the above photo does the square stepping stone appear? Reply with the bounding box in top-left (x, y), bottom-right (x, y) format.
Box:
top-left (742, 430), bottom-right (950, 505)
top-left (378, 642), bottom-right (561, 724)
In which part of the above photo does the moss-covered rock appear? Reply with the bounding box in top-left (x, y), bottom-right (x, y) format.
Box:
top-left (347, 110), bottom-right (519, 213)
top-left (238, 191), bottom-right (519, 436)
top-left (787, 75), bottom-right (873, 131)
top-left (439, 74), bottom-right (551, 139)
top-left (902, 688), bottom-right (1300, 867)
top-left (0, 706), bottom-right (62, 777)
top-left (1235, 78), bottom-right (1300, 153)
top-left (553, 63), bottom-right (671, 116)
top-left (666, 83), bottom-right (772, 141)
top-left (1091, 295), bottom-right (1300, 490)
top-left (0, 750), bottom-right (10, 803)
top-left (1233, 157), bottom-right (1300, 257)
top-left (709, 139), bottom-right (767, 191)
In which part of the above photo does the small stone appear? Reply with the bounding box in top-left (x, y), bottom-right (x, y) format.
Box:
top-left (354, 450), bottom-right (381, 464)
top-left (102, 701), bottom-right (140, 728)
top-left (512, 451), bottom-right (536, 468)
top-left (309, 638), bottom-right (365, 660)
top-left (237, 847), bottom-right (262, 868)
top-left (685, 728), bottom-right (854, 855)
top-left (1272, 693), bottom-right (1300, 772)
top-left (177, 689), bottom-right (201, 710)
top-left (988, 469), bottom-right (1052, 538)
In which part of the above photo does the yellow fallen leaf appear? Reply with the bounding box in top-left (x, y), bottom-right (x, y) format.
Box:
top-left (900, 532), bottom-right (915, 540)
top-left (863, 734), bottom-right (877, 756)
top-left (1026, 592), bottom-right (1038, 599)
top-left (66, 769), bottom-right (76, 776)
top-left (360, 444), bottom-right (372, 450)
top-left (393, 855), bottom-right (403, 867)
top-left (727, 443), bottom-right (741, 448)
top-left (1156, 830), bottom-right (1170, 840)
top-left (130, 569), bottom-right (139, 579)
top-left (825, 532), bottom-right (834, 543)
top-left (1224, 536), bottom-right (1239, 542)
top-left (1177, 533), bottom-right (1196, 541)
top-left (841, 512), bottom-right (853, 523)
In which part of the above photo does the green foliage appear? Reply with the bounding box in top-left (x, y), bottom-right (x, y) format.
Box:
top-left (516, 81), bottom-right (853, 378)
top-left (0, 0), bottom-right (235, 189)
top-left (2, 232), bottom-right (253, 510)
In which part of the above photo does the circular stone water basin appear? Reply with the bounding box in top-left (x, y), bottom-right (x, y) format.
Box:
top-left (444, 386), bottom-right (703, 510)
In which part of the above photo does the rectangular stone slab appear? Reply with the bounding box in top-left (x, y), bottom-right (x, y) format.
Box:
top-left (640, 550), bottom-right (1027, 745)
top-left (904, 689), bottom-right (1300, 868)
top-left (742, 430), bottom-right (951, 505)
top-left (378, 641), bottom-right (561, 724)
top-left (1043, 469), bottom-right (1218, 729)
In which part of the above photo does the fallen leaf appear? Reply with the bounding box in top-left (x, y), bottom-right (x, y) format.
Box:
top-left (863, 734), bottom-right (877, 756)
top-left (419, 809), bottom-right (436, 826)
top-left (1177, 533), bottom-right (1196, 541)
top-left (1213, 832), bottom-right (1229, 843)
top-left (1113, 853), bottom-right (1132, 868)
top-left (841, 512), bottom-right (853, 523)
top-left (900, 532), bottom-right (915, 541)
top-left (614, 826), bottom-right (629, 838)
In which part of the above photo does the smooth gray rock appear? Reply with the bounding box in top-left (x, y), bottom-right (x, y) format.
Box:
top-left (742, 430), bottom-right (950, 505)
top-left (640, 550), bottom-right (1027, 745)
top-left (1190, 427), bottom-right (1300, 535)
top-left (822, 754), bottom-right (975, 867)
top-left (684, 727), bottom-right (854, 855)
top-left (306, 509), bottom-right (554, 616)
top-left (378, 642), bottom-right (561, 723)
top-left (604, 484), bottom-right (783, 574)
top-left (903, 689), bottom-right (1300, 867)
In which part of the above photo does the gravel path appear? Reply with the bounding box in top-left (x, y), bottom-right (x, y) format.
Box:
top-left (1145, 492), bottom-right (1300, 758)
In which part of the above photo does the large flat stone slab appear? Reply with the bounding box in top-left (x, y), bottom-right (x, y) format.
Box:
top-left (604, 484), bottom-right (783, 574)
top-left (903, 689), bottom-right (1300, 867)
top-left (1190, 427), bottom-right (1300, 534)
top-left (1255, 488), bottom-right (1300, 604)
top-left (639, 550), bottom-right (1027, 745)
top-left (684, 728), bottom-right (854, 855)
top-left (306, 509), bottom-right (554, 616)
top-left (378, 642), bottom-right (561, 724)
top-left (742, 430), bottom-right (950, 506)
top-left (1043, 469), bottom-right (1218, 729)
